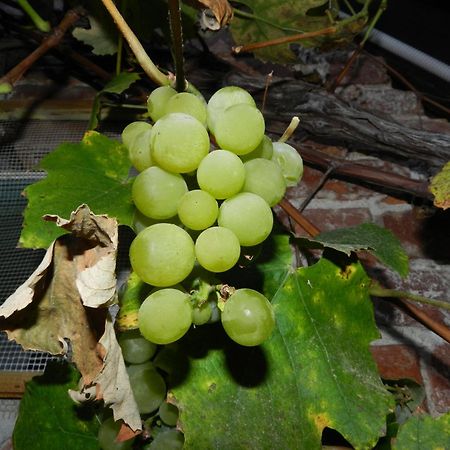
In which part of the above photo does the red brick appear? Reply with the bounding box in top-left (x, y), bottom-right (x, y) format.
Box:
top-left (423, 343), bottom-right (450, 413)
top-left (370, 344), bottom-right (423, 384)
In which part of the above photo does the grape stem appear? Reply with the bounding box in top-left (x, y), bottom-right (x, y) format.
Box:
top-left (278, 117), bottom-right (300, 143)
top-left (167, 0), bottom-right (186, 92)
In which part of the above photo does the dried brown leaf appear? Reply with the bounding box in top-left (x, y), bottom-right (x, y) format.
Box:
top-left (186, 0), bottom-right (233, 28)
top-left (0, 205), bottom-right (141, 431)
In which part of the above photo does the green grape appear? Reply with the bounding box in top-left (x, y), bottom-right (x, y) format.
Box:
top-left (118, 329), bottom-right (157, 364)
top-left (240, 135), bottom-right (273, 162)
top-left (132, 166), bottom-right (187, 220)
top-left (207, 86), bottom-right (256, 134)
top-left (129, 224), bottom-right (195, 287)
top-left (213, 103), bottom-right (265, 155)
top-left (177, 189), bottom-right (218, 230)
top-left (165, 92), bottom-right (207, 126)
top-left (221, 288), bottom-right (275, 346)
top-left (151, 113), bottom-right (210, 173)
top-left (98, 417), bottom-right (134, 450)
top-left (127, 365), bottom-right (166, 414)
top-left (196, 149), bottom-right (245, 199)
top-left (158, 402), bottom-right (179, 426)
top-left (122, 122), bottom-right (154, 172)
top-left (192, 300), bottom-right (213, 325)
top-left (218, 192), bottom-right (273, 246)
top-left (122, 121), bottom-right (152, 149)
top-left (147, 85), bottom-right (177, 122)
top-left (138, 288), bottom-right (193, 344)
top-left (152, 346), bottom-right (182, 375)
top-left (195, 226), bottom-right (241, 273)
top-left (133, 209), bottom-right (181, 234)
top-left (126, 361), bottom-right (155, 378)
top-left (242, 158), bottom-right (286, 206)
top-left (147, 429), bottom-right (184, 450)
top-left (271, 141), bottom-right (304, 187)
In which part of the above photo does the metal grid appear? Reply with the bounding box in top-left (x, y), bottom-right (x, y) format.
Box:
top-left (0, 119), bottom-right (124, 374)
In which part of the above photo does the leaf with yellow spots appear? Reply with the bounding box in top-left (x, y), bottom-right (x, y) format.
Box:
top-left (20, 131), bottom-right (135, 249)
top-left (393, 412), bottom-right (450, 450)
top-left (429, 161), bottom-right (450, 210)
top-left (171, 256), bottom-right (393, 449)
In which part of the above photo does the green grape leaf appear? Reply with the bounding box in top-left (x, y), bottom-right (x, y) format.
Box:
top-left (429, 161), bottom-right (450, 210)
top-left (20, 131), bottom-right (135, 249)
top-left (301, 223), bottom-right (409, 278)
top-left (13, 361), bottom-right (100, 450)
top-left (171, 257), bottom-right (393, 449)
top-left (230, 0), bottom-right (367, 62)
top-left (73, 15), bottom-right (117, 55)
top-left (393, 412), bottom-right (450, 450)
top-left (89, 72), bottom-right (141, 130)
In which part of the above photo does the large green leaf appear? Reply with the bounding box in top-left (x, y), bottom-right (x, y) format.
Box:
top-left (20, 131), bottom-right (134, 249)
top-left (230, 0), bottom-right (367, 62)
top-left (171, 256), bottom-right (393, 449)
top-left (393, 412), bottom-right (450, 449)
top-left (13, 361), bottom-right (100, 450)
top-left (302, 223), bottom-right (409, 278)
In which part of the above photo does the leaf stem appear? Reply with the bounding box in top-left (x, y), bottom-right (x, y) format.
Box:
top-left (167, 0), bottom-right (186, 92)
top-left (100, 0), bottom-right (169, 87)
top-left (17, 0), bottom-right (51, 32)
top-left (370, 283), bottom-right (450, 312)
top-left (233, 8), bottom-right (304, 34)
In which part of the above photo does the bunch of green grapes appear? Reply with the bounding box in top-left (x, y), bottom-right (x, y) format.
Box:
top-left (121, 85), bottom-right (304, 349)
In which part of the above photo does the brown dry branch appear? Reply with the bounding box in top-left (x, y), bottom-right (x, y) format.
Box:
top-left (227, 73), bottom-right (450, 170)
top-left (0, 8), bottom-right (84, 88)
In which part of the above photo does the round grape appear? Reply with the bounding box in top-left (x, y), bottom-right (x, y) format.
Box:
top-left (195, 226), bottom-right (241, 273)
top-left (218, 192), bottom-right (273, 246)
top-left (242, 158), bottom-right (286, 206)
top-left (196, 150), bottom-right (245, 199)
top-left (127, 365), bottom-right (166, 414)
top-left (118, 329), bottom-right (157, 364)
top-left (129, 224), bottom-right (195, 287)
top-left (213, 103), bottom-right (265, 155)
top-left (221, 288), bottom-right (275, 346)
top-left (98, 417), bottom-right (134, 450)
top-left (165, 92), bottom-right (207, 125)
top-left (271, 141), bottom-right (304, 187)
top-left (177, 189), bottom-right (218, 230)
top-left (138, 288), bottom-right (193, 344)
top-left (151, 113), bottom-right (210, 173)
top-left (147, 85), bottom-right (177, 122)
top-left (207, 86), bottom-right (256, 134)
top-left (240, 135), bottom-right (273, 162)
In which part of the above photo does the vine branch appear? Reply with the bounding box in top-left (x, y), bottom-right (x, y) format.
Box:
top-left (0, 8), bottom-right (84, 91)
top-left (100, 0), bottom-right (169, 87)
top-left (167, 0), bottom-right (186, 92)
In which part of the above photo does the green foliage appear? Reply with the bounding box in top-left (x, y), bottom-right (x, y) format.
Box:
top-left (429, 161), bottom-right (450, 210)
top-left (73, 15), bottom-right (117, 55)
top-left (393, 412), bottom-right (450, 450)
top-left (171, 253), bottom-right (393, 449)
top-left (230, 0), bottom-right (368, 62)
top-left (13, 361), bottom-right (100, 450)
top-left (89, 71), bottom-right (141, 129)
top-left (300, 222), bottom-right (409, 277)
top-left (20, 131), bottom-right (135, 249)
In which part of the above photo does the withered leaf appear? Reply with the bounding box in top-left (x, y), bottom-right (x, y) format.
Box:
top-left (185, 0), bottom-right (233, 28)
top-left (0, 205), bottom-right (141, 431)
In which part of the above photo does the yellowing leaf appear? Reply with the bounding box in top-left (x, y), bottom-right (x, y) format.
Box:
top-left (429, 161), bottom-right (450, 210)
